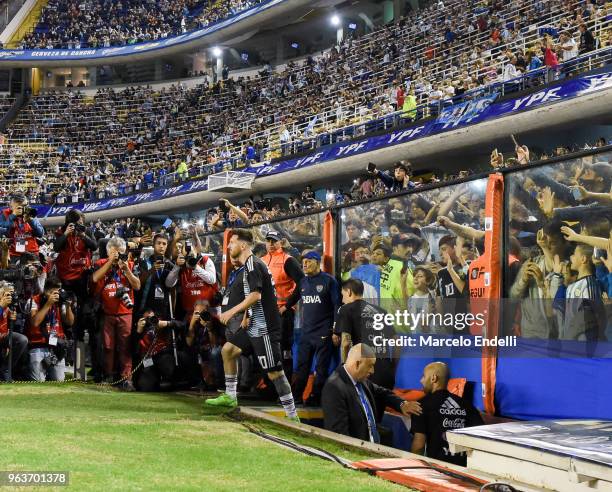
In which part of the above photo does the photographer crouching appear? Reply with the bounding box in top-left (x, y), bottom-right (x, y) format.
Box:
top-left (92, 237), bottom-right (141, 390)
top-left (0, 193), bottom-right (45, 262)
top-left (186, 299), bottom-right (225, 390)
top-left (134, 309), bottom-right (192, 391)
top-left (24, 276), bottom-right (74, 382)
top-left (0, 281), bottom-right (28, 381)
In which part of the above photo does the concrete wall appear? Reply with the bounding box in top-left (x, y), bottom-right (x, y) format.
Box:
top-left (37, 86), bottom-right (612, 226)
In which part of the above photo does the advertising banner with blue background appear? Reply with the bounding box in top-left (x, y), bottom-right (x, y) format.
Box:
top-left (34, 68), bottom-right (612, 217)
top-left (0, 0), bottom-right (285, 62)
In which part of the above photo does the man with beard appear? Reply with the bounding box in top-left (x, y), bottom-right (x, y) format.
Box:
top-left (205, 229), bottom-right (299, 422)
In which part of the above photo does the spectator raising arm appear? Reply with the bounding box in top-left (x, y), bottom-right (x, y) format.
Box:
top-left (437, 216), bottom-right (485, 241)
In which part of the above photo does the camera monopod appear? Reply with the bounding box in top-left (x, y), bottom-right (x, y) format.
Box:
top-left (7, 315), bottom-right (13, 382)
top-left (168, 298), bottom-right (179, 367)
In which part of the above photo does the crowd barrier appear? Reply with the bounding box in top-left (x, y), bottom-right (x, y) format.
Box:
top-left (200, 146), bottom-right (612, 420)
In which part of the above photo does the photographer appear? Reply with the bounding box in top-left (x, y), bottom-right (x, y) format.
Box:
top-left (166, 239), bottom-right (217, 320)
top-left (0, 281), bottom-right (28, 381)
top-left (92, 237), bottom-right (141, 390)
top-left (25, 276), bottom-right (74, 382)
top-left (137, 233), bottom-right (174, 319)
top-left (0, 193), bottom-right (45, 260)
top-left (186, 299), bottom-right (225, 390)
top-left (54, 209), bottom-right (97, 338)
top-left (134, 309), bottom-right (191, 391)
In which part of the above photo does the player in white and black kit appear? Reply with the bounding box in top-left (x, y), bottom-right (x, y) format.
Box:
top-left (205, 229), bottom-right (299, 422)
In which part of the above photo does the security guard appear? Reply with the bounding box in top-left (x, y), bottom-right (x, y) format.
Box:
top-left (261, 231), bottom-right (303, 378)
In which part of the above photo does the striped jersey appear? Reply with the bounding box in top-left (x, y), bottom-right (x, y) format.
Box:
top-left (243, 254), bottom-right (282, 337)
top-left (560, 274), bottom-right (605, 341)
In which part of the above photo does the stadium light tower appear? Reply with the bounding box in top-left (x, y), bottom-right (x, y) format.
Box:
top-left (212, 46), bottom-right (223, 82)
top-left (330, 14), bottom-right (343, 44)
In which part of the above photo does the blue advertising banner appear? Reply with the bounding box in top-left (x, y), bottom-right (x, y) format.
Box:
top-left (431, 93), bottom-right (499, 131)
top-left (0, 0), bottom-right (285, 62)
top-left (33, 69), bottom-right (612, 217)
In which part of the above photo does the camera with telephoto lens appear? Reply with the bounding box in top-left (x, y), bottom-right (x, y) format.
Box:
top-left (144, 315), bottom-right (159, 330)
top-left (199, 310), bottom-right (212, 323)
top-left (58, 288), bottom-right (75, 305)
top-left (74, 223), bottom-right (86, 233)
top-left (186, 254), bottom-right (201, 268)
top-left (9, 291), bottom-right (19, 308)
top-left (0, 263), bottom-right (43, 282)
top-left (152, 254), bottom-right (165, 265)
top-left (41, 352), bottom-right (58, 369)
top-left (23, 263), bottom-right (43, 281)
top-left (113, 286), bottom-right (133, 309)
top-left (0, 268), bottom-right (22, 282)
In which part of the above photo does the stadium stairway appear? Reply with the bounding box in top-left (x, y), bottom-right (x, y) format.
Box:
top-left (0, 93), bottom-right (28, 133)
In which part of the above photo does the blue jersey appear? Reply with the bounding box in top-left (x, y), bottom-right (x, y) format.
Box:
top-left (289, 272), bottom-right (340, 337)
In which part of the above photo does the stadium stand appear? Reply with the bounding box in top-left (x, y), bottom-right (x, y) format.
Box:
top-left (0, 0), bottom-right (609, 204)
top-left (19, 0), bottom-right (267, 49)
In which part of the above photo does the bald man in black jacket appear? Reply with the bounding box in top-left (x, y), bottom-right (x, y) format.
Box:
top-left (322, 344), bottom-right (421, 443)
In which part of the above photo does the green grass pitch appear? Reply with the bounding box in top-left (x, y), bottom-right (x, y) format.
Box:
top-left (0, 384), bottom-right (407, 491)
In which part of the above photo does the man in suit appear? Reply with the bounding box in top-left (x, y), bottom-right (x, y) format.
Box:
top-left (322, 344), bottom-right (422, 444)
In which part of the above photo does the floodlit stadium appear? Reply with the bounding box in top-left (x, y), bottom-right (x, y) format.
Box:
top-left (0, 0), bottom-right (611, 490)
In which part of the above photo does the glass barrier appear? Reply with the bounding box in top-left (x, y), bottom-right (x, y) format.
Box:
top-left (338, 178), bottom-right (488, 334)
top-left (199, 211), bottom-right (325, 278)
top-left (504, 150), bottom-right (612, 343)
top-left (199, 231), bottom-right (225, 277)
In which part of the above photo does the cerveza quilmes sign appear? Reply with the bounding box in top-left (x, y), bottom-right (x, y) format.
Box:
top-left (0, 0), bottom-right (285, 62)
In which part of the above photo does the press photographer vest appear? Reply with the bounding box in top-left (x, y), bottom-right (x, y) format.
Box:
top-left (262, 249), bottom-right (294, 307)
top-left (25, 295), bottom-right (65, 347)
top-left (138, 328), bottom-right (170, 357)
top-left (179, 256), bottom-right (218, 313)
top-left (0, 306), bottom-right (10, 336)
top-left (55, 231), bottom-right (92, 281)
top-left (3, 210), bottom-right (39, 257)
top-left (93, 258), bottom-right (134, 315)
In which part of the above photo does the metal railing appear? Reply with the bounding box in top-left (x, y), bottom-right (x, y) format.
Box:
top-left (14, 46), bottom-right (610, 206)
